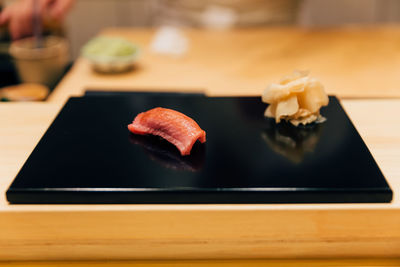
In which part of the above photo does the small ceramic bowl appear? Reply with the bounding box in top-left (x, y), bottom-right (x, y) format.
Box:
top-left (9, 36), bottom-right (69, 87)
top-left (82, 37), bottom-right (140, 73)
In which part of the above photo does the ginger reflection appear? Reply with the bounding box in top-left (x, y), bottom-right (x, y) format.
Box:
top-left (129, 134), bottom-right (205, 171)
top-left (262, 120), bottom-right (323, 164)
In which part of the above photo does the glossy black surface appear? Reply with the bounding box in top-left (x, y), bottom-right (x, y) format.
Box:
top-left (6, 94), bottom-right (392, 204)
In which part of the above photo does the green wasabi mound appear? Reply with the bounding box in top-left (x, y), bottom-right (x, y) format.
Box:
top-left (82, 37), bottom-right (137, 58)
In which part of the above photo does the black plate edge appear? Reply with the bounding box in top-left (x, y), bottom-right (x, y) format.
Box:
top-left (83, 90), bottom-right (206, 98)
top-left (6, 188), bottom-right (392, 204)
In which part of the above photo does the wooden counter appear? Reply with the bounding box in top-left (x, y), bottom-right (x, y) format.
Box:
top-left (51, 27), bottom-right (400, 103)
top-left (1, 27), bottom-right (400, 262)
top-left (1, 99), bottom-right (399, 261)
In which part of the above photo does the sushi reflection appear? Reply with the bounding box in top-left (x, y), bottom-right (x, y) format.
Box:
top-left (129, 134), bottom-right (205, 171)
top-left (262, 120), bottom-right (324, 164)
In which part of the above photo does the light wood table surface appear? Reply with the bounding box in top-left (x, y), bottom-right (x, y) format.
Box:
top-left (1, 27), bottom-right (400, 264)
top-left (1, 100), bottom-right (400, 262)
top-left (51, 26), bottom-right (400, 103)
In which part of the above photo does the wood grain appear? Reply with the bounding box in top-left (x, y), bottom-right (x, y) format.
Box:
top-left (2, 259), bottom-right (400, 267)
top-left (0, 100), bottom-right (399, 260)
top-left (50, 26), bottom-right (400, 103)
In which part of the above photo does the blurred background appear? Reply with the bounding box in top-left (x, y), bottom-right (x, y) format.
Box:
top-left (2, 0), bottom-right (400, 59)
top-left (1, 0), bottom-right (400, 100)
top-left (65, 0), bottom-right (400, 59)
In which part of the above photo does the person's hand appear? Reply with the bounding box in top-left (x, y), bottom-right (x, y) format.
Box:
top-left (0, 0), bottom-right (74, 40)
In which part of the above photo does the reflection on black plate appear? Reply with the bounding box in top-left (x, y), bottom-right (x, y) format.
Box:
top-left (128, 133), bottom-right (205, 171)
top-left (262, 119), bottom-right (324, 163)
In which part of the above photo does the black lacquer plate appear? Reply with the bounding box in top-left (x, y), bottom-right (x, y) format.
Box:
top-left (6, 94), bottom-right (392, 204)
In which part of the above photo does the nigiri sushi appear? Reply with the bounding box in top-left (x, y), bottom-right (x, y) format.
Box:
top-left (128, 107), bottom-right (206, 156)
